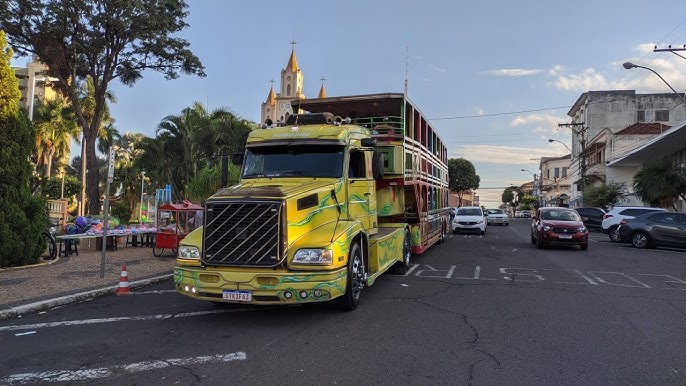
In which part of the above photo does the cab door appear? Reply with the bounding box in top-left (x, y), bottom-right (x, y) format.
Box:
top-left (347, 149), bottom-right (377, 233)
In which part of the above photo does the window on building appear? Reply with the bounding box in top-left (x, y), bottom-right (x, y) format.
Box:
top-left (637, 110), bottom-right (645, 122)
top-left (562, 167), bottom-right (567, 178)
top-left (655, 110), bottom-right (669, 122)
top-left (287, 84), bottom-right (292, 96)
top-left (554, 168), bottom-right (560, 178)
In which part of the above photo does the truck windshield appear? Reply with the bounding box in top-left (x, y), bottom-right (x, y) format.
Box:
top-left (242, 144), bottom-right (344, 178)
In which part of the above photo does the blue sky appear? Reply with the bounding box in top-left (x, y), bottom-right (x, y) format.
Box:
top-left (14, 1), bottom-right (686, 208)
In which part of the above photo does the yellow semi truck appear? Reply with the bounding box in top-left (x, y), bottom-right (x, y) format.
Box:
top-left (174, 93), bottom-right (450, 310)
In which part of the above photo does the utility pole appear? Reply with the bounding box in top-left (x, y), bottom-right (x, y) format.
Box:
top-left (558, 122), bottom-right (587, 198)
top-left (653, 44), bottom-right (686, 60)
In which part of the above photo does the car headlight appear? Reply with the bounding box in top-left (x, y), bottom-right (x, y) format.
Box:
top-left (177, 245), bottom-right (201, 259)
top-left (543, 225), bottom-right (552, 231)
top-left (476, 220), bottom-right (484, 224)
top-left (577, 227), bottom-right (587, 233)
top-left (293, 249), bottom-right (333, 264)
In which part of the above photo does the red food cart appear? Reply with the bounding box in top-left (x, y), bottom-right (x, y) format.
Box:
top-left (153, 200), bottom-right (203, 257)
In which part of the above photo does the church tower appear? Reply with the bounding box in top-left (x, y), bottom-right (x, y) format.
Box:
top-left (261, 42), bottom-right (306, 125)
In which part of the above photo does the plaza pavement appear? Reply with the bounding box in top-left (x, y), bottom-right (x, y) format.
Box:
top-left (0, 241), bottom-right (176, 320)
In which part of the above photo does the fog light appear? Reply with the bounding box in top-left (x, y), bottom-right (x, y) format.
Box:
top-left (184, 285), bottom-right (190, 292)
top-left (299, 291), bottom-right (308, 299)
top-left (284, 291), bottom-right (292, 299)
top-left (313, 290), bottom-right (322, 298)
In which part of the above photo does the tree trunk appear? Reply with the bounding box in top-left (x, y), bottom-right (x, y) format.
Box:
top-left (45, 146), bottom-right (55, 178)
top-left (85, 129), bottom-right (101, 215)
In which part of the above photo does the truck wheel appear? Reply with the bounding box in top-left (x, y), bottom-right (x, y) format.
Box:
top-left (337, 241), bottom-right (365, 311)
top-left (392, 229), bottom-right (411, 275)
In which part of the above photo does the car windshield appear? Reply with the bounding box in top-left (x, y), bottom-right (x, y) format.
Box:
top-left (540, 209), bottom-right (580, 221)
top-left (242, 144), bottom-right (344, 178)
top-left (488, 209), bottom-right (504, 215)
top-left (457, 208), bottom-right (482, 216)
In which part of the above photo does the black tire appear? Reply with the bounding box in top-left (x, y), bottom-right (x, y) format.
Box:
top-left (436, 222), bottom-right (446, 245)
top-left (153, 246), bottom-right (165, 257)
top-left (536, 235), bottom-right (545, 249)
top-left (631, 231), bottom-right (650, 249)
top-left (392, 229), bottom-right (412, 275)
top-left (337, 241), bottom-right (365, 311)
top-left (609, 226), bottom-right (622, 242)
top-left (42, 231), bottom-right (57, 260)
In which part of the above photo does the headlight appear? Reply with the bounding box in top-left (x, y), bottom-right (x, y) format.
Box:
top-left (177, 245), bottom-right (201, 259)
top-left (577, 227), bottom-right (587, 233)
top-left (543, 225), bottom-right (552, 231)
top-left (476, 220), bottom-right (484, 224)
top-left (293, 249), bottom-right (333, 264)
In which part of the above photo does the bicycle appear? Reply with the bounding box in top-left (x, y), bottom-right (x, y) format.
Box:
top-left (42, 219), bottom-right (60, 260)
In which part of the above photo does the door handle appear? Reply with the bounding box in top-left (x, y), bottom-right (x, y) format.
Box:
top-left (364, 192), bottom-right (371, 196)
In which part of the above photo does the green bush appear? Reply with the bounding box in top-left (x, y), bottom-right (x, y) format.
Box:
top-left (110, 200), bottom-right (132, 224)
top-left (0, 113), bottom-right (48, 267)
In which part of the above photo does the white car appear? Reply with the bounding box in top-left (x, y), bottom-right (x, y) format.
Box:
top-left (452, 206), bottom-right (487, 235)
top-left (601, 206), bottom-right (666, 242)
top-left (486, 208), bottom-right (509, 226)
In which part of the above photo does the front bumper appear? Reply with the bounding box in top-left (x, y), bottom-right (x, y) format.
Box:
top-left (452, 222), bottom-right (485, 232)
top-left (488, 217), bottom-right (509, 225)
top-left (538, 231), bottom-right (588, 246)
top-left (174, 266), bottom-right (347, 305)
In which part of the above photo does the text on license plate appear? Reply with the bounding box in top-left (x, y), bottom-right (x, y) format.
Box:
top-left (558, 234), bottom-right (573, 239)
top-left (222, 290), bottom-right (252, 301)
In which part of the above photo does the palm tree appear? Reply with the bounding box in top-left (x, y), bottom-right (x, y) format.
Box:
top-left (32, 99), bottom-right (80, 178)
top-left (633, 157), bottom-right (686, 210)
top-left (153, 102), bottom-right (252, 199)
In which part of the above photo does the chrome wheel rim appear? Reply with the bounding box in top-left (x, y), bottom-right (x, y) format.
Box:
top-left (632, 233), bottom-right (648, 248)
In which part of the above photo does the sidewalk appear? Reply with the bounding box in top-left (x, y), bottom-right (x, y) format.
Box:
top-left (0, 245), bottom-right (177, 320)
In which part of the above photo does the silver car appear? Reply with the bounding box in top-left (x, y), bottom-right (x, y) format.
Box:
top-left (486, 209), bottom-right (509, 226)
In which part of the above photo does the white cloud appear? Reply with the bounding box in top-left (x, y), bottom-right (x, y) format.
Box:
top-left (449, 145), bottom-right (564, 164)
top-left (429, 64), bottom-right (447, 73)
top-left (547, 68), bottom-right (611, 91)
top-left (473, 107), bottom-right (486, 116)
top-left (482, 68), bottom-right (544, 77)
top-left (634, 43), bottom-right (656, 55)
top-left (510, 113), bottom-right (566, 131)
top-left (548, 65), bottom-right (565, 76)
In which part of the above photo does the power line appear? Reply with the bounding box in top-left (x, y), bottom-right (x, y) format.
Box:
top-left (430, 106), bottom-right (571, 120)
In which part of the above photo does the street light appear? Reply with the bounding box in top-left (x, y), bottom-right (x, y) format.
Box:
top-left (140, 171), bottom-right (146, 225)
top-left (623, 62), bottom-right (686, 106)
top-left (548, 138), bottom-right (572, 153)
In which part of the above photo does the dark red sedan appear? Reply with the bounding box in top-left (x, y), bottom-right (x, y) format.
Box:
top-left (531, 207), bottom-right (589, 250)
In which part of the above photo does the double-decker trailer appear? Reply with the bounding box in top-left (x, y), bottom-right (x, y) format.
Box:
top-left (175, 93), bottom-right (450, 310)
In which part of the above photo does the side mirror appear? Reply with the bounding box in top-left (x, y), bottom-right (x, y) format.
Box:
top-left (361, 138), bottom-right (377, 148)
top-left (231, 153), bottom-right (244, 165)
top-left (372, 152), bottom-right (384, 180)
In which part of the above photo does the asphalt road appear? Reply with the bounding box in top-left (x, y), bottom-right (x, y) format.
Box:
top-left (1, 219), bottom-right (685, 385)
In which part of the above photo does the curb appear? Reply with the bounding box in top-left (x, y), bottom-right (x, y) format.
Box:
top-left (0, 274), bottom-right (174, 320)
top-left (0, 256), bottom-right (62, 272)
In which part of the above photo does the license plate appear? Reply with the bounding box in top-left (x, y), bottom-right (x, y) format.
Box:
top-left (558, 234), bottom-right (572, 239)
top-left (222, 290), bottom-right (252, 302)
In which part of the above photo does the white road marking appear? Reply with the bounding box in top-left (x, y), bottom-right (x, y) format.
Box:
top-left (14, 331), bottom-right (36, 336)
top-left (0, 309), bottom-right (253, 332)
top-left (414, 264), bottom-right (455, 278)
top-left (0, 352), bottom-right (247, 384)
top-left (588, 272), bottom-right (652, 288)
top-left (453, 266), bottom-right (497, 281)
top-left (403, 264), bottom-right (419, 276)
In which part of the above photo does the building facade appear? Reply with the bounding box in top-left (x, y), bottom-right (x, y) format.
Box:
top-left (538, 155), bottom-right (572, 207)
top-left (260, 46), bottom-right (328, 126)
top-left (565, 90), bottom-right (686, 206)
top-left (13, 57), bottom-right (59, 118)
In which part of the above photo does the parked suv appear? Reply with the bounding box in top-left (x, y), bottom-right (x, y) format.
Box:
top-left (574, 207), bottom-right (606, 232)
top-left (452, 206), bottom-right (487, 235)
top-left (601, 206), bottom-right (666, 242)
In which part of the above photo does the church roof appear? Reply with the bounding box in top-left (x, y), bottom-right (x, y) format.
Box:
top-left (286, 48), bottom-right (299, 73)
top-left (318, 82), bottom-right (327, 98)
top-left (266, 85), bottom-right (276, 105)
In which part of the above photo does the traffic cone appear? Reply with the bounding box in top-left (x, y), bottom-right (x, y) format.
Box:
top-left (115, 265), bottom-right (132, 295)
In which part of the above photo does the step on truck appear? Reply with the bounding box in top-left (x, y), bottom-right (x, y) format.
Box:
top-left (174, 93), bottom-right (451, 310)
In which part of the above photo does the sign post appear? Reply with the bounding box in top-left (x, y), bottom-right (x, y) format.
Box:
top-left (100, 147), bottom-right (115, 278)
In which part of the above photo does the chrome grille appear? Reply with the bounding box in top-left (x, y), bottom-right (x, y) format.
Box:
top-left (203, 200), bottom-right (283, 267)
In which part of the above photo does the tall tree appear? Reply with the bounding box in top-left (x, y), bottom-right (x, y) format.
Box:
top-left (0, 30), bottom-right (48, 267)
top-left (32, 98), bottom-right (80, 178)
top-left (1, 0), bottom-right (205, 214)
top-left (448, 158), bottom-right (480, 207)
top-left (633, 157), bottom-right (686, 210)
